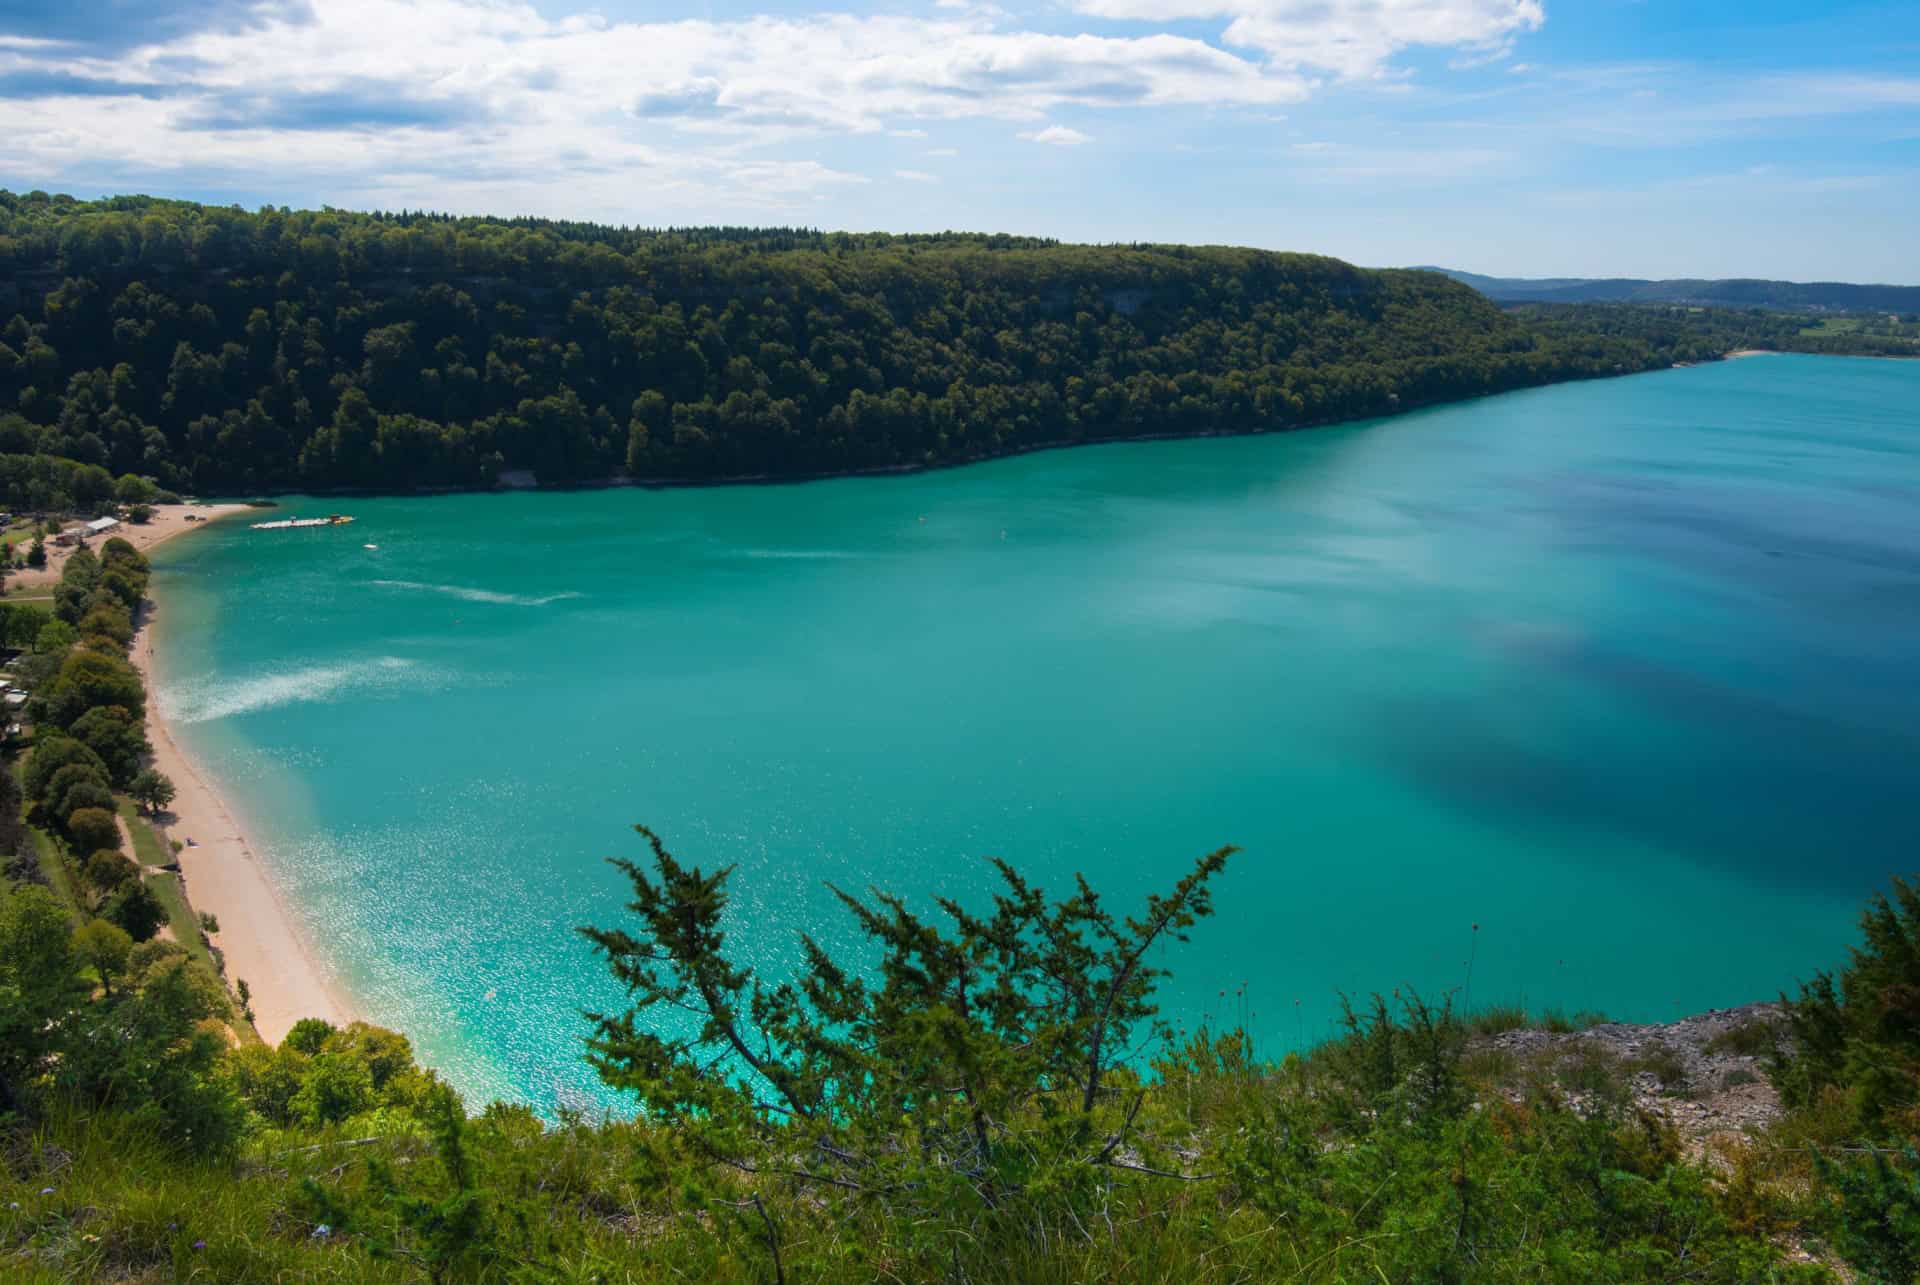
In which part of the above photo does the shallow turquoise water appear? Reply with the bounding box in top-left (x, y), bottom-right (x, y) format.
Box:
top-left (154, 354), bottom-right (1920, 1111)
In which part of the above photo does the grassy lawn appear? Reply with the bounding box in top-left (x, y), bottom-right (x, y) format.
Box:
top-left (11, 757), bottom-right (82, 921)
top-left (144, 868), bottom-right (217, 971)
top-left (117, 798), bottom-right (173, 867)
top-left (120, 797), bottom-right (259, 1042)
top-left (2, 521), bottom-right (44, 549)
top-left (119, 798), bottom-right (220, 972)
top-left (1799, 317), bottom-right (1862, 336)
top-left (30, 827), bottom-right (83, 922)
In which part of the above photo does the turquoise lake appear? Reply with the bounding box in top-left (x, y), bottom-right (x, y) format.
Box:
top-left (153, 353), bottom-right (1920, 1111)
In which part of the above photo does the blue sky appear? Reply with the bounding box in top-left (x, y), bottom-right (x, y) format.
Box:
top-left (1, 0), bottom-right (1915, 280)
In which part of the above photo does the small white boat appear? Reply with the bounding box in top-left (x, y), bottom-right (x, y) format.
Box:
top-left (251, 514), bottom-right (355, 531)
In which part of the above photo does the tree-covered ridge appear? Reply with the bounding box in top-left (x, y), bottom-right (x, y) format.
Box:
top-left (1428, 266), bottom-right (1920, 314)
top-left (1510, 302), bottom-right (1920, 360)
top-left (0, 190), bottom-right (1698, 501)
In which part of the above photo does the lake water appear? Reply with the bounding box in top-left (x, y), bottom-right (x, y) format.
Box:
top-left (153, 354), bottom-right (1920, 1111)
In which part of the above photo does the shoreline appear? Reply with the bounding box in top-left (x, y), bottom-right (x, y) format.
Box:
top-left (172, 351), bottom-right (1917, 507)
top-left (129, 505), bottom-right (355, 1044)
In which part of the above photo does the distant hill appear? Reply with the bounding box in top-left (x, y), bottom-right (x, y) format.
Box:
top-left (1417, 267), bottom-right (1920, 314)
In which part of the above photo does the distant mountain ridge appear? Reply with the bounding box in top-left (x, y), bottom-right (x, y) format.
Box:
top-left (1418, 267), bottom-right (1920, 313)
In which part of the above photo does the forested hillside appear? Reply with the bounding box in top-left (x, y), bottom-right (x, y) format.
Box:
top-left (1427, 266), bottom-right (1920, 313)
top-left (0, 191), bottom-right (1702, 502)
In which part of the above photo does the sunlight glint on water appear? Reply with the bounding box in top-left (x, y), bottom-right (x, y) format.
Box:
top-left (152, 355), bottom-right (1920, 1111)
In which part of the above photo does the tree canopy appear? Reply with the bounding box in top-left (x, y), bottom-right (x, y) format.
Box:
top-left (0, 190), bottom-right (1763, 505)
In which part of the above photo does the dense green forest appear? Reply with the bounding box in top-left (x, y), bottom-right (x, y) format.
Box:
top-left (1428, 266), bottom-right (1920, 313)
top-left (3, 189), bottom-right (1873, 510)
top-left (1511, 302), bottom-right (1920, 360)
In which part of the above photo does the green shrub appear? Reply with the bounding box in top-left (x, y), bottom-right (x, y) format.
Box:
top-left (82, 848), bottom-right (138, 893)
top-left (102, 878), bottom-right (165, 942)
top-left (66, 805), bottom-right (121, 855)
top-left (1628, 1042), bottom-right (1691, 1095)
top-left (1706, 1017), bottom-right (1780, 1058)
top-left (1775, 875), bottom-right (1920, 1134)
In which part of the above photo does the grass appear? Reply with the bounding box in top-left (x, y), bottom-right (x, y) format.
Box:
top-left (117, 798), bottom-right (173, 867)
top-left (1464, 1003), bottom-right (1607, 1037)
top-left (29, 827), bottom-right (82, 923)
top-left (1, 521), bottom-right (43, 549)
top-left (1705, 1016), bottom-right (1780, 1058)
top-left (143, 867), bottom-right (218, 972)
top-left (120, 797), bottom-right (261, 1043)
top-left (1625, 1041), bottom-right (1692, 1096)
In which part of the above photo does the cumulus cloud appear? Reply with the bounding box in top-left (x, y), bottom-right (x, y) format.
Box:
top-left (1071, 0), bottom-right (1544, 79)
top-left (0, 0), bottom-right (1550, 213)
top-left (1020, 124), bottom-right (1093, 145)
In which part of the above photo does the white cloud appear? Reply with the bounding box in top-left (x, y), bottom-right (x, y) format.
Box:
top-left (926, 147), bottom-right (960, 156)
top-left (0, 0), bottom-right (1557, 214)
top-left (0, 0), bottom-right (1293, 213)
top-left (1020, 124), bottom-right (1092, 145)
top-left (1070, 0), bottom-right (1543, 80)
top-left (895, 168), bottom-right (940, 182)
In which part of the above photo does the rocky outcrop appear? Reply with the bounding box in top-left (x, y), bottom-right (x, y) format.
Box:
top-left (1483, 1001), bottom-right (1785, 1154)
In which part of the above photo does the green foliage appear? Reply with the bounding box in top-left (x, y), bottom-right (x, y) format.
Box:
top-left (52, 954), bottom-right (245, 1155)
top-left (583, 824), bottom-right (1235, 1227)
top-left (43, 759), bottom-right (110, 821)
top-left (285, 1016), bottom-right (340, 1054)
top-left (0, 883), bottom-right (83, 1105)
top-left (38, 646), bottom-right (144, 730)
top-left (1775, 875), bottom-right (1920, 1136)
top-left (1513, 301), bottom-right (1920, 359)
top-left (65, 804), bottom-right (121, 857)
top-left (81, 847), bottom-right (137, 894)
top-left (291, 1051), bottom-right (377, 1126)
top-left (296, 1083), bottom-right (505, 1283)
top-left (0, 190), bottom-right (1829, 505)
top-left (127, 766), bottom-right (174, 815)
top-left (31, 616), bottom-right (72, 652)
top-left (0, 600), bottom-right (49, 649)
top-left (57, 780), bottom-right (115, 827)
top-left (71, 917), bottom-right (132, 997)
top-left (1706, 1016), bottom-right (1781, 1058)
top-left (1813, 1143), bottom-right (1920, 1283)
top-left (77, 597), bottom-right (133, 648)
top-left (22, 734), bottom-right (109, 803)
top-left (61, 546), bottom-right (98, 589)
top-left (68, 704), bottom-right (150, 787)
top-left (6, 757), bottom-right (1920, 1285)
top-left (230, 1021), bottom-right (438, 1129)
top-left (101, 875), bottom-right (164, 941)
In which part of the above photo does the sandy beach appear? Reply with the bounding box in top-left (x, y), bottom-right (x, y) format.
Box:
top-left (120, 505), bottom-right (355, 1044)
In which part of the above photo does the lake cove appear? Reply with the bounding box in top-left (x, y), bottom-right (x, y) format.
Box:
top-left (152, 353), bottom-right (1920, 1111)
